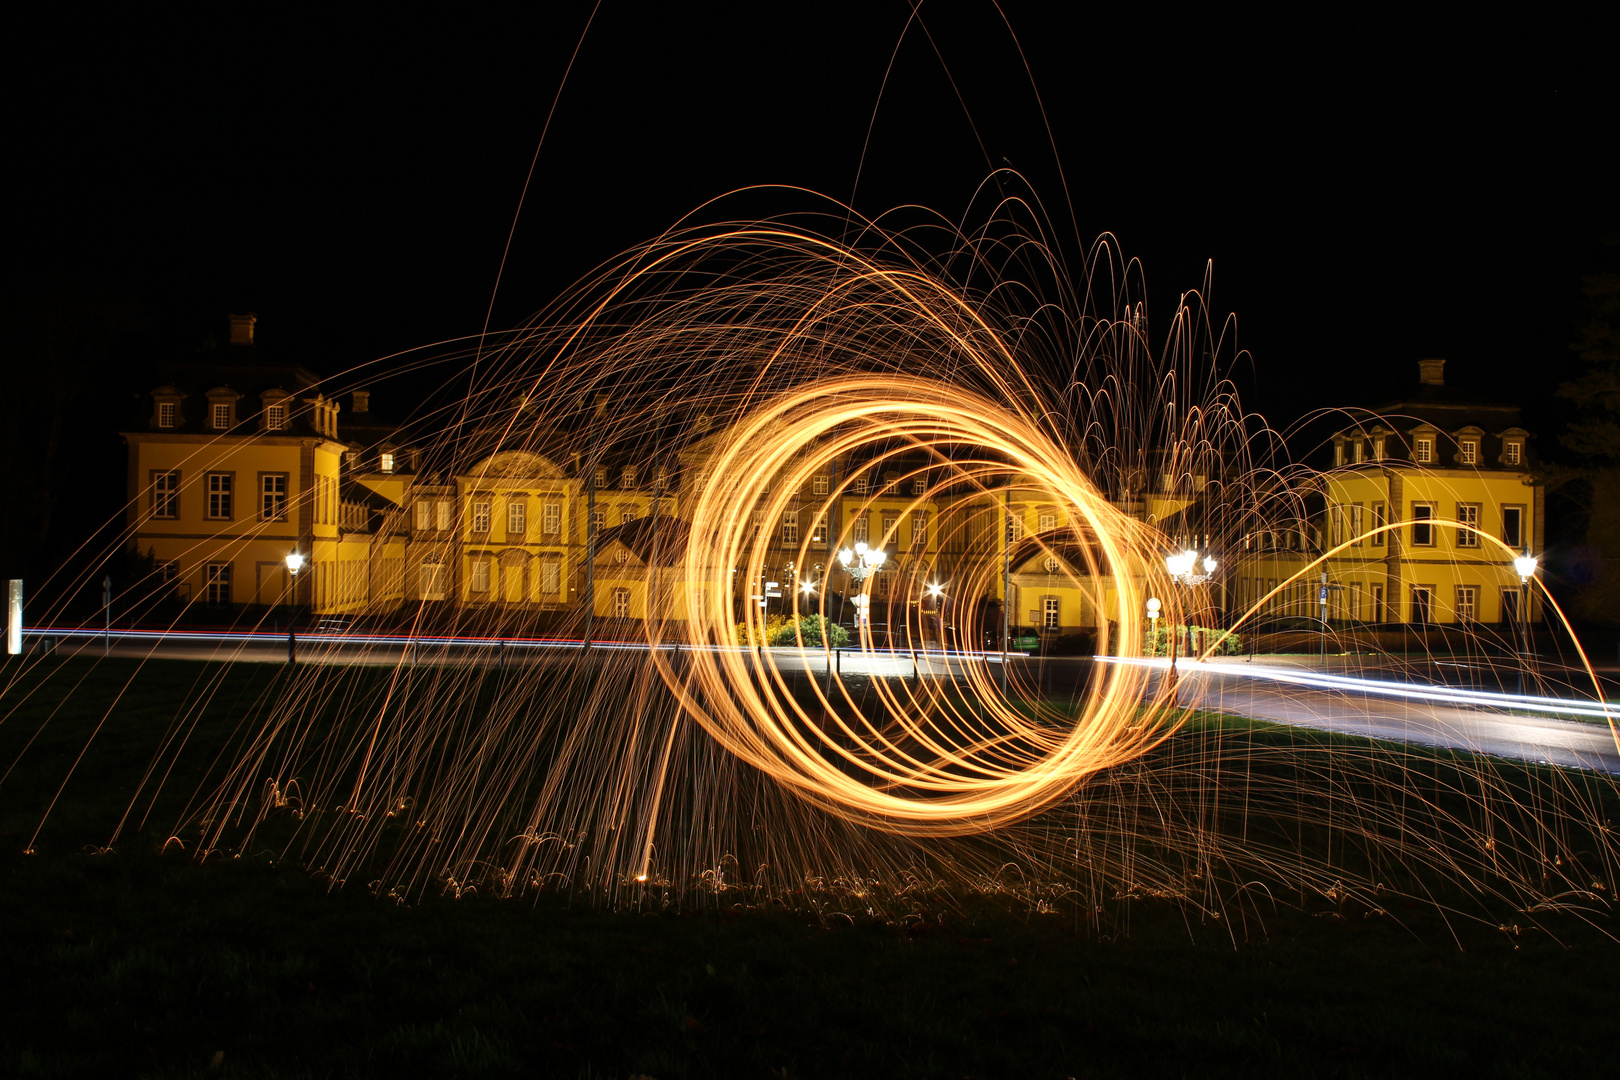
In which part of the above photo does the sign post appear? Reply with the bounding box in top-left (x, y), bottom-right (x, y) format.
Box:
top-left (6, 579), bottom-right (20, 656)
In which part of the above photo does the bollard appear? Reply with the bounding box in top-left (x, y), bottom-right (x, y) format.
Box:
top-left (287, 626), bottom-right (297, 665)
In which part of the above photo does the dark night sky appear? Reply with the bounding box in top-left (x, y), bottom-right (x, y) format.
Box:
top-left (9, 4), bottom-right (1616, 446)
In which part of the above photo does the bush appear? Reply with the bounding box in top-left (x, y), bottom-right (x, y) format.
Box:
top-left (766, 614), bottom-right (850, 649)
top-left (1142, 624), bottom-right (1241, 657)
top-left (735, 614), bottom-right (790, 646)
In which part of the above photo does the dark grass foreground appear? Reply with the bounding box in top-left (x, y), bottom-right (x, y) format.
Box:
top-left (2, 657), bottom-right (1618, 1079)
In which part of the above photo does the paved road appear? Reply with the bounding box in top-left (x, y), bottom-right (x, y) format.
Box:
top-left (19, 631), bottom-right (1620, 774)
top-left (1176, 659), bottom-right (1620, 774)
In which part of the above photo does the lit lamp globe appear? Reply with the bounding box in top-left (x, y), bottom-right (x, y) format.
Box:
top-left (1514, 553), bottom-right (1538, 582)
top-left (285, 551), bottom-right (305, 578)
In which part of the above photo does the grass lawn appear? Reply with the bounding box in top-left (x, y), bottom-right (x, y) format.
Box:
top-left (2, 657), bottom-right (1617, 1079)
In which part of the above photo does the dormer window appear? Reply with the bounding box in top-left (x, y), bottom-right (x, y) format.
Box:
top-left (621, 466), bottom-right (637, 489)
top-left (1352, 441), bottom-right (1364, 464)
top-left (379, 451), bottom-right (395, 473)
top-left (913, 477), bottom-right (927, 495)
top-left (1415, 437), bottom-right (1433, 464)
top-left (1504, 440), bottom-right (1522, 466)
top-left (1373, 437), bottom-right (1385, 460)
top-left (158, 402), bottom-right (177, 428)
top-left (212, 403), bottom-right (233, 430)
top-left (853, 476), bottom-right (868, 495)
top-left (594, 467), bottom-right (608, 489)
top-left (1334, 443), bottom-right (1344, 467)
top-left (655, 467), bottom-right (669, 492)
top-left (1460, 439), bottom-right (1477, 465)
top-left (264, 404), bottom-right (285, 430)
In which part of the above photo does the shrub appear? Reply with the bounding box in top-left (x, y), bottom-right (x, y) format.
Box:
top-left (766, 614), bottom-right (850, 649)
top-left (1142, 624), bottom-right (1241, 657)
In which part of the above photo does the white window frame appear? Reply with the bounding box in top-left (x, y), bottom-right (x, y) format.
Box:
top-left (1460, 439), bottom-right (1477, 465)
top-left (158, 401), bottom-right (177, 428)
top-left (416, 502), bottom-right (431, 531)
top-left (911, 510), bottom-right (928, 549)
top-left (1504, 440), bottom-right (1522, 466)
top-left (265, 404), bottom-right (285, 430)
top-left (260, 474), bottom-right (288, 522)
top-left (1411, 503), bottom-right (1435, 547)
top-left (1502, 505), bottom-right (1524, 549)
top-left (781, 510), bottom-right (798, 544)
top-left (852, 513), bottom-right (869, 545)
top-left (152, 470), bottom-right (179, 519)
top-left (437, 501), bottom-right (452, 531)
top-left (212, 402), bottom-right (233, 430)
top-left (613, 587), bottom-right (631, 618)
top-left (1373, 437), bottom-right (1385, 460)
top-left (1415, 437), bottom-right (1433, 464)
top-left (1456, 503), bottom-right (1479, 547)
top-left (508, 500), bottom-right (526, 536)
top-left (1043, 596), bottom-right (1060, 630)
top-left (913, 477), bottom-right (927, 495)
top-left (420, 558), bottom-right (446, 601)
top-left (1350, 503), bottom-right (1364, 545)
top-left (380, 451), bottom-right (395, 473)
top-left (1038, 512), bottom-right (1056, 532)
top-left (471, 558), bottom-right (490, 593)
top-left (543, 502), bottom-right (561, 536)
top-left (206, 472), bottom-right (233, 520)
top-left (472, 501), bottom-right (491, 533)
top-left (1456, 585), bottom-right (1477, 623)
top-left (205, 561), bottom-right (232, 605)
top-left (852, 476), bottom-right (868, 495)
top-left (540, 560), bottom-right (561, 596)
top-left (621, 466), bottom-right (637, 489)
top-left (812, 474), bottom-right (829, 495)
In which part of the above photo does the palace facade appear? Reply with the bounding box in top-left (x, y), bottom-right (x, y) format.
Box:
top-left (123, 320), bottom-right (1543, 640)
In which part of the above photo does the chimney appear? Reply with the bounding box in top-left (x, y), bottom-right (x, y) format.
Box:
top-left (352, 390), bottom-right (370, 414)
top-left (228, 313), bottom-right (256, 346)
top-left (1418, 358), bottom-right (1445, 386)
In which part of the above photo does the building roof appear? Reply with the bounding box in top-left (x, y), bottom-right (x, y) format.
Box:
top-left (595, 516), bottom-right (691, 567)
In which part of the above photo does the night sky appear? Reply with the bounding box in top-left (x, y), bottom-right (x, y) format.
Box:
top-left (10, 5), bottom-right (1615, 444)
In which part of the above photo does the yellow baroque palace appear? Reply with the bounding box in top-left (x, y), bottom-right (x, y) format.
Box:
top-left (124, 319), bottom-right (1542, 639)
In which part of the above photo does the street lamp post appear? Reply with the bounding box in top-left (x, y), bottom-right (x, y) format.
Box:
top-left (285, 551), bottom-right (304, 665)
top-left (837, 542), bottom-right (885, 650)
top-left (926, 581), bottom-right (945, 651)
top-left (1514, 551), bottom-right (1537, 695)
top-left (1165, 548), bottom-right (1217, 682)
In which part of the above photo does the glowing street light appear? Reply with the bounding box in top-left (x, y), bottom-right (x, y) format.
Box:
top-left (285, 551), bottom-right (304, 665)
top-left (837, 542), bottom-right (886, 583)
top-left (1163, 549), bottom-right (1217, 681)
top-left (1513, 551), bottom-right (1537, 694)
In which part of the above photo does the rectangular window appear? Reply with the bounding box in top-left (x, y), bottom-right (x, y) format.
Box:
top-left (1415, 437), bottom-right (1433, 464)
top-left (1373, 437), bottom-right (1385, 460)
top-left (265, 404), bottom-right (285, 430)
top-left (420, 559), bottom-right (446, 600)
top-left (621, 466), bottom-right (636, 489)
top-left (912, 511), bottom-right (928, 549)
top-left (1504, 441), bottom-right (1522, 466)
top-left (781, 511), bottom-right (798, 544)
top-left (852, 513), bottom-right (869, 545)
top-left (260, 474), bottom-right (288, 521)
top-left (1456, 585), bottom-right (1477, 623)
top-left (613, 588), bottom-right (631, 618)
top-left (810, 514), bottom-right (826, 543)
top-left (437, 501), bottom-right (451, 531)
top-left (1460, 440), bottom-right (1477, 465)
top-left (1329, 504), bottom-right (1343, 548)
top-left (212, 403), bottom-right (233, 430)
top-left (1038, 512), bottom-right (1056, 532)
top-left (1372, 583), bottom-right (1385, 622)
top-left (1043, 596), bottom-right (1060, 630)
top-left (1351, 582), bottom-right (1362, 621)
top-left (595, 467), bottom-right (608, 489)
top-left (206, 473), bottom-right (233, 519)
top-left (1334, 443), bottom-right (1344, 467)
top-left (882, 513), bottom-right (898, 546)
top-left (1350, 503), bottom-right (1364, 545)
top-left (1411, 503), bottom-right (1434, 546)
top-left (1353, 441), bottom-right (1364, 463)
top-left (1412, 586), bottom-right (1434, 624)
top-left (621, 508), bottom-right (635, 525)
top-left (205, 561), bottom-right (232, 605)
top-left (913, 476), bottom-right (927, 495)
top-left (1456, 503), bottom-right (1479, 547)
top-left (471, 558), bottom-right (490, 593)
top-left (158, 402), bottom-right (177, 428)
top-left (540, 561), bottom-right (560, 596)
top-left (472, 501), bottom-right (491, 533)
top-left (1372, 502), bottom-right (1386, 546)
top-left (1502, 505), bottom-right (1524, 549)
top-left (813, 474), bottom-right (829, 495)
top-left (853, 476), bottom-right (868, 495)
top-left (655, 467), bottom-right (669, 492)
top-left (152, 471), bottom-right (179, 519)
top-left (592, 507), bottom-right (606, 534)
top-left (416, 502), bottom-right (431, 531)
top-left (508, 501), bottom-right (526, 536)
top-left (380, 451), bottom-right (395, 473)
top-left (543, 502), bottom-right (561, 535)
